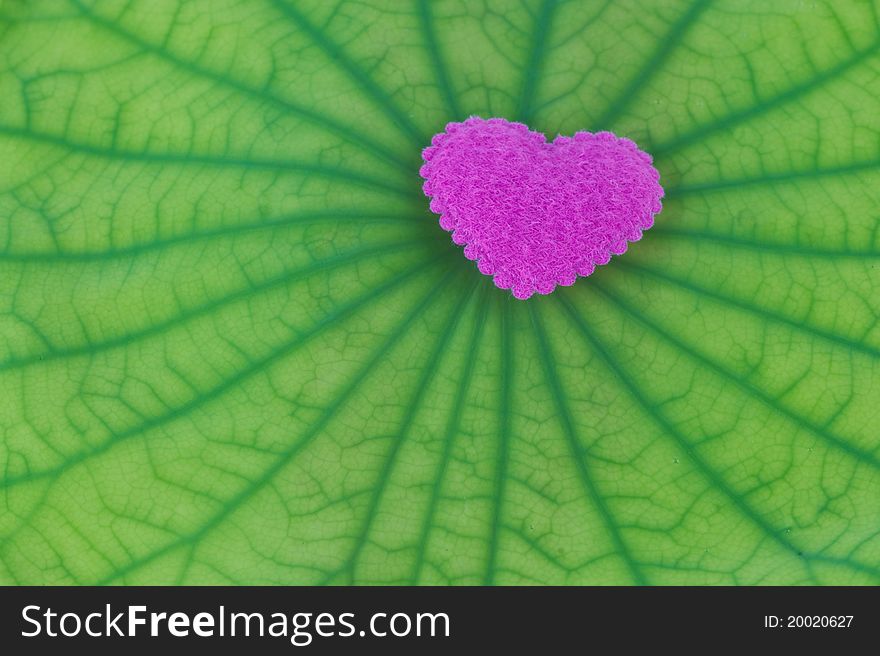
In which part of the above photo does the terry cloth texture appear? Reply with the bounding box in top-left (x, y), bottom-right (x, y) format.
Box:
top-left (420, 117), bottom-right (664, 299)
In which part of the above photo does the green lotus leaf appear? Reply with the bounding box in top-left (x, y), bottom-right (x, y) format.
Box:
top-left (0, 0), bottom-right (878, 585)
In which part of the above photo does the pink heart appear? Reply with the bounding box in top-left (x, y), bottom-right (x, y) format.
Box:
top-left (420, 117), bottom-right (664, 299)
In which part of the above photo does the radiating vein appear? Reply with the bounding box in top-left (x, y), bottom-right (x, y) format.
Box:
top-left (335, 278), bottom-right (478, 582)
top-left (0, 240), bottom-right (426, 375)
top-left (665, 158), bottom-right (880, 197)
top-left (68, 0), bottom-right (411, 171)
top-left (650, 226), bottom-right (880, 260)
top-left (652, 37), bottom-right (880, 157)
top-left (556, 293), bottom-right (847, 578)
top-left (267, 0), bottom-right (428, 147)
top-left (591, 281), bottom-right (880, 470)
top-left (416, 0), bottom-right (461, 119)
top-left (0, 125), bottom-right (416, 198)
top-left (0, 256), bottom-right (443, 489)
top-left (410, 285), bottom-right (490, 583)
top-left (96, 266), bottom-right (459, 584)
top-left (515, 0), bottom-right (557, 124)
top-left (531, 302), bottom-right (647, 585)
top-left (617, 260), bottom-right (880, 359)
top-left (485, 298), bottom-right (513, 585)
top-left (592, 0), bottom-right (713, 129)
top-left (0, 210), bottom-right (421, 263)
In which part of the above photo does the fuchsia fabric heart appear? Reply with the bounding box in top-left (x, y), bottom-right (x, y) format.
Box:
top-left (420, 117), bottom-right (664, 299)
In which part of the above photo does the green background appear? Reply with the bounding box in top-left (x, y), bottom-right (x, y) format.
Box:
top-left (0, 0), bottom-right (878, 584)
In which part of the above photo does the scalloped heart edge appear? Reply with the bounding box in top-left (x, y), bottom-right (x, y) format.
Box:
top-left (419, 116), bottom-right (663, 299)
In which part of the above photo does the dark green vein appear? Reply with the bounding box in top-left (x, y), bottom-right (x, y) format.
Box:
top-left (0, 256), bottom-right (443, 489)
top-left (485, 297), bottom-right (513, 585)
top-left (175, 545), bottom-right (197, 586)
top-left (664, 158), bottom-right (880, 197)
top-left (591, 280), bottom-right (880, 471)
top-left (416, 0), bottom-right (461, 119)
top-left (527, 0), bottom-right (614, 118)
top-left (0, 481), bottom-right (53, 552)
top-left (334, 278), bottom-right (478, 583)
top-left (0, 240), bottom-right (425, 375)
top-left (515, 0), bottom-right (557, 124)
top-left (650, 226), bottom-right (880, 260)
top-left (592, 0), bottom-right (712, 129)
top-left (96, 266), bottom-right (459, 585)
top-left (0, 125), bottom-right (416, 198)
top-left (410, 285), bottom-right (490, 583)
top-left (268, 0), bottom-right (427, 147)
top-left (617, 260), bottom-right (880, 359)
top-left (804, 554), bottom-right (880, 583)
top-left (0, 209), bottom-right (421, 263)
top-left (556, 294), bottom-right (845, 576)
top-left (530, 302), bottom-right (647, 585)
top-left (653, 37), bottom-right (880, 156)
top-left (69, 0), bottom-right (410, 171)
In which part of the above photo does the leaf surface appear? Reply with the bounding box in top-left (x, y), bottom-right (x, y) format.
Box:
top-left (0, 0), bottom-right (878, 584)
